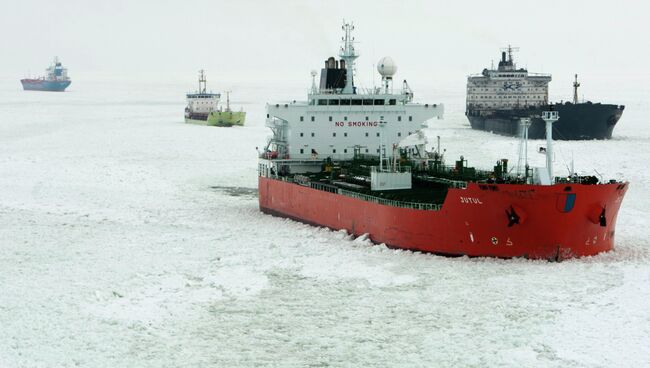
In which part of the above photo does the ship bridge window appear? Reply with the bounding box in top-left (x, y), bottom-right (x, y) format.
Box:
top-left (409, 116), bottom-right (413, 121)
top-left (340, 99), bottom-right (351, 106)
top-left (311, 132), bottom-right (315, 137)
top-left (365, 116), bottom-right (369, 121)
top-left (311, 116), bottom-right (315, 122)
top-left (328, 99), bottom-right (340, 106)
top-left (352, 99), bottom-right (362, 106)
top-left (329, 116), bottom-right (332, 121)
top-left (344, 132), bottom-right (348, 137)
top-left (389, 99), bottom-right (396, 105)
top-left (318, 99), bottom-right (327, 106)
top-left (398, 116), bottom-right (402, 122)
top-left (374, 99), bottom-right (385, 105)
top-left (363, 99), bottom-right (373, 105)
top-left (333, 132), bottom-right (336, 137)
top-left (300, 116), bottom-right (304, 122)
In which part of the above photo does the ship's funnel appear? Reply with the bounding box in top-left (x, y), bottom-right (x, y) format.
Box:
top-left (502, 52), bottom-right (507, 62)
top-left (327, 57), bottom-right (336, 69)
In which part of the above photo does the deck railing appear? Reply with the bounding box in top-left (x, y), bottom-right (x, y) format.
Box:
top-left (337, 189), bottom-right (442, 211)
top-left (310, 182), bottom-right (339, 193)
top-left (263, 163), bottom-right (618, 213)
top-left (417, 175), bottom-right (467, 188)
top-left (266, 175), bottom-right (442, 211)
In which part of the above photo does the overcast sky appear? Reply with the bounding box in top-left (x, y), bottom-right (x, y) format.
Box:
top-left (2, 0), bottom-right (648, 94)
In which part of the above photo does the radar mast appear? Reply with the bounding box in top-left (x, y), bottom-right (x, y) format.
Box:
top-left (339, 21), bottom-right (358, 94)
top-left (501, 44), bottom-right (520, 64)
top-left (573, 74), bottom-right (580, 104)
top-left (198, 70), bottom-right (207, 94)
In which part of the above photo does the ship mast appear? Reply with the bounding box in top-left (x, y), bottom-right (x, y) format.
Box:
top-left (517, 118), bottom-right (532, 182)
top-left (379, 121), bottom-right (386, 171)
top-left (542, 109), bottom-right (560, 183)
top-left (310, 70), bottom-right (318, 94)
top-left (198, 69), bottom-right (207, 94)
top-left (501, 45), bottom-right (520, 65)
top-left (573, 74), bottom-right (580, 104)
top-left (339, 21), bottom-right (358, 94)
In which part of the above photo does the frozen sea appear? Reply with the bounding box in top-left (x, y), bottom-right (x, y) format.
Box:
top-left (1, 75), bottom-right (649, 367)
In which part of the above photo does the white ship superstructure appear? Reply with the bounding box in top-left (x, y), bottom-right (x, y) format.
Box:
top-left (466, 46), bottom-right (551, 112)
top-left (45, 57), bottom-right (70, 82)
top-left (185, 70), bottom-right (220, 119)
top-left (264, 23), bottom-right (443, 160)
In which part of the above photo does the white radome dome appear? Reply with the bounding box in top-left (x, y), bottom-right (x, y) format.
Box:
top-left (377, 56), bottom-right (397, 77)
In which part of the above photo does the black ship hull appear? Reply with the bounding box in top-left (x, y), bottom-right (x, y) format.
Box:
top-left (466, 102), bottom-right (624, 140)
top-left (185, 112), bottom-right (209, 121)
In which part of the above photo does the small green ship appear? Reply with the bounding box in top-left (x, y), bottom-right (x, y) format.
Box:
top-left (184, 70), bottom-right (246, 127)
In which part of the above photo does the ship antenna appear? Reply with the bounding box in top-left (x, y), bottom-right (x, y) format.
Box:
top-left (339, 20), bottom-right (359, 94)
top-left (226, 91), bottom-right (231, 112)
top-left (507, 45), bottom-right (517, 63)
top-left (573, 74), bottom-right (580, 104)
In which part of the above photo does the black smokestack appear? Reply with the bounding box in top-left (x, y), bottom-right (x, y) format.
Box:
top-left (501, 52), bottom-right (506, 62)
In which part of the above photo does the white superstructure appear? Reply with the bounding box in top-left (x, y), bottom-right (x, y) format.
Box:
top-left (263, 22), bottom-right (443, 160)
top-left (185, 70), bottom-right (220, 117)
top-left (466, 46), bottom-right (551, 112)
top-left (45, 57), bottom-right (70, 82)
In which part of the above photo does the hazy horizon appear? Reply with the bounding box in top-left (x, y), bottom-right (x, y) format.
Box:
top-left (2, 0), bottom-right (648, 101)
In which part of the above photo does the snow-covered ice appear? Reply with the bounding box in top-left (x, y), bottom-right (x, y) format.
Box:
top-left (1, 77), bottom-right (649, 367)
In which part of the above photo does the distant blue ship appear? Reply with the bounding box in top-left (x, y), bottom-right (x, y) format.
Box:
top-left (21, 57), bottom-right (71, 92)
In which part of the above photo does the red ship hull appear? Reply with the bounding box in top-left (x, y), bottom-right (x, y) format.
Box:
top-left (259, 176), bottom-right (628, 260)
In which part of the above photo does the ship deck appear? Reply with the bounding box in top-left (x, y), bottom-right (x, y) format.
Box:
top-left (263, 154), bottom-right (609, 210)
top-left (268, 156), bottom-right (510, 208)
top-left (300, 171), bottom-right (451, 205)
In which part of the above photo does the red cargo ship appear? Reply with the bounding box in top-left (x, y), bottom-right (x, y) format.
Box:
top-left (258, 23), bottom-right (628, 260)
top-left (259, 176), bottom-right (627, 260)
